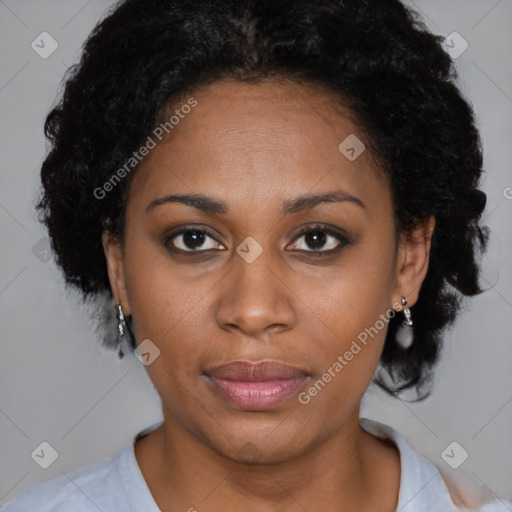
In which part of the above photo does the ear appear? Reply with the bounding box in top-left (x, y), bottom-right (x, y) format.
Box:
top-left (102, 231), bottom-right (131, 316)
top-left (392, 216), bottom-right (435, 308)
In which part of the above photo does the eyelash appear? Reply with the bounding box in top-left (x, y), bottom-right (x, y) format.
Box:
top-left (163, 223), bottom-right (351, 258)
top-left (291, 224), bottom-right (351, 256)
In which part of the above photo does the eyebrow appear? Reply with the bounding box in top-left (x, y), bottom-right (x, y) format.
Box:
top-left (145, 190), bottom-right (365, 215)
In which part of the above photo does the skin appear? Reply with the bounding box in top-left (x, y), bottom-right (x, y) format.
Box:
top-left (103, 78), bottom-right (435, 512)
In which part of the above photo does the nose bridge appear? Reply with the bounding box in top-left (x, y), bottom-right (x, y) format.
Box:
top-left (215, 237), bottom-right (295, 336)
top-left (232, 236), bottom-right (283, 309)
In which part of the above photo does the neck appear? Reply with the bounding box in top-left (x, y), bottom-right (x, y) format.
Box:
top-left (135, 409), bottom-right (400, 512)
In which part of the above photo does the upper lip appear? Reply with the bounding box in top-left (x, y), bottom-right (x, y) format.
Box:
top-left (205, 360), bottom-right (309, 381)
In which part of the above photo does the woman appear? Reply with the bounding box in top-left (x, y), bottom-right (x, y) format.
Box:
top-left (1, 0), bottom-right (509, 510)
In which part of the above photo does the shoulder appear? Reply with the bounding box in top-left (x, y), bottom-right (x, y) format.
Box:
top-left (360, 418), bottom-right (512, 512)
top-left (440, 471), bottom-right (512, 512)
top-left (0, 446), bottom-right (130, 512)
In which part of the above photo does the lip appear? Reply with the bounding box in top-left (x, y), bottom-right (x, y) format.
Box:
top-left (204, 360), bottom-right (309, 410)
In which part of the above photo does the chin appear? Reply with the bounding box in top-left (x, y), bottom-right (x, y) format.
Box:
top-left (200, 418), bottom-right (315, 465)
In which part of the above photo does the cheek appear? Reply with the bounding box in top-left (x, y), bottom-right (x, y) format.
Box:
top-left (305, 239), bottom-right (396, 343)
top-left (122, 225), bottom-right (193, 333)
top-left (294, 291), bottom-right (393, 427)
top-left (122, 234), bottom-right (219, 387)
top-left (122, 243), bottom-right (208, 415)
top-left (295, 241), bottom-right (397, 401)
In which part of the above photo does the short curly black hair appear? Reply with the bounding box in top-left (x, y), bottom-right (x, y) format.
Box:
top-left (37, 0), bottom-right (489, 399)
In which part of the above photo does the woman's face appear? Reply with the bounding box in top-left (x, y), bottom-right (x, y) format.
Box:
top-left (104, 79), bottom-right (432, 463)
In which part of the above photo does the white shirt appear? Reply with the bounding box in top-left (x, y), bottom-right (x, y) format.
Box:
top-left (1, 418), bottom-right (510, 511)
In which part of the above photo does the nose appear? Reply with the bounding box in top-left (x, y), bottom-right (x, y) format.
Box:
top-left (214, 246), bottom-right (297, 339)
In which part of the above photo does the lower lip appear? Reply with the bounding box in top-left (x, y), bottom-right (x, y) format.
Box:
top-left (205, 375), bottom-right (307, 410)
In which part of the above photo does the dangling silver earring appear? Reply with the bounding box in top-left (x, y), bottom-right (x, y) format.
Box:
top-left (115, 300), bottom-right (126, 358)
top-left (396, 296), bottom-right (414, 349)
top-left (115, 300), bottom-right (125, 338)
top-left (401, 297), bottom-right (413, 327)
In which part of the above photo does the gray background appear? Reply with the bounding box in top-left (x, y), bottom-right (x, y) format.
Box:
top-left (1, 0), bottom-right (511, 506)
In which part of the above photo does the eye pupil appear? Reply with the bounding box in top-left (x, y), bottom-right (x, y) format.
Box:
top-left (305, 231), bottom-right (326, 250)
top-left (183, 230), bottom-right (205, 249)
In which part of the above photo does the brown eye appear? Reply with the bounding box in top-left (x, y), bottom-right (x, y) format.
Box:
top-left (288, 224), bottom-right (350, 255)
top-left (165, 228), bottom-right (225, 253)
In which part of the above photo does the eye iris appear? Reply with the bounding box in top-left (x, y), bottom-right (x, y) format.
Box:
top-left (305, 231), bottom-right (326, 250)
top-left (183, 230), bottom-right (205, 249)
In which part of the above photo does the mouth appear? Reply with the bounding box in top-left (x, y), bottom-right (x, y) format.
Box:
top-left (203, 360), bottom-right (310, 410)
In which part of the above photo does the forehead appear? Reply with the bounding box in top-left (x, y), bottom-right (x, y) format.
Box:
top-left (128, 78), bottom-right (388, 216)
